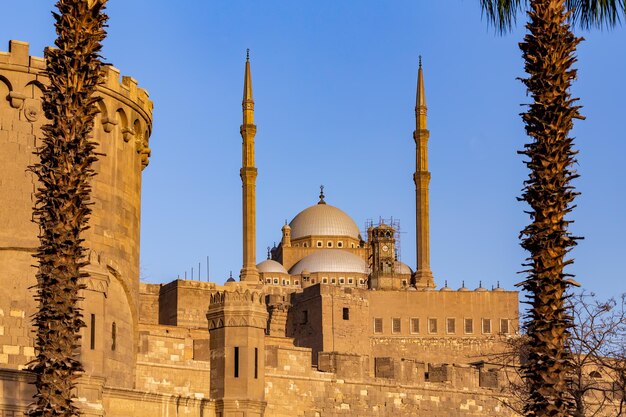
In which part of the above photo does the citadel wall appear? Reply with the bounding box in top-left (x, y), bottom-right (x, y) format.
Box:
top-left (0, 40), bottom-right (152, 390)
top-left (289, 285), bottom-right (519, 366)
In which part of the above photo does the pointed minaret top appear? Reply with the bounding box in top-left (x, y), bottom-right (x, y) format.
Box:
top-left (243, 49), bottom-right (254, 110)
top-left (416, 56), bottom-right (426, 109)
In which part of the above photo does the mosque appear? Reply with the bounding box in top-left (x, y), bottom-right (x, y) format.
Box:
top-left (0, 40), bottom-right (519, 416)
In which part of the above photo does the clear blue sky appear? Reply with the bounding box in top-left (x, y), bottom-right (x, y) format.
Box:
top-left (2, 1), bottom-right (624, 301)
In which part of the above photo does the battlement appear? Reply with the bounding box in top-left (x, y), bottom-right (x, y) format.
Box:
top-left (207, 287), bottom-right (268, 331)
top-left (209, 288), bottom-right (266, 307)
top-left (0, 40), bottom-right (152, 119)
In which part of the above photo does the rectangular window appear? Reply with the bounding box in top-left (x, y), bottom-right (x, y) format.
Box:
top-left (111, 322), bottom-right (116, 351)
top-left (342, 307), bottom-right (349, 320)
top-left (374, 318), bottom-right (383, 334)
top-left (301, 310), bottom-right (308, 324)
top-left (410, 318), bottom-right (420, 334)
top-left (464, 318), bottom-right (474, 334)
top-left (254, 347), bottom-right (258, 379)
top-left (482, 318), bottom-right (492, 334)
top-left (90, 314), bottom-right (96, 350)
top-left (500, 319), bottom-right (510, 334)
top-left (392, 318), bottom-right (401, 334)
top-left (446, 318), bottom-right (456, 334)
top-left (234, 346), bottom-right (239, 378)
top-left (428, 318), bottom-right (438, 334)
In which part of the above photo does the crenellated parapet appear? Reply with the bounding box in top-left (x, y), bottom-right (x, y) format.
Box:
top-left (207, 287), bottom-right (268, 330)
top-left (0, 39), bottom-right (153, 168)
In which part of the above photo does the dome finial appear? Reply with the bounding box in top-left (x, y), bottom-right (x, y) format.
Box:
top-left (419, 54), bottom-right (422, 68)
top-left (267, 246), bottom-right (271, 260)
top-left (246, 48), bottom-right (250, 62)
top-left (318, 185), bottom-right (326, 205)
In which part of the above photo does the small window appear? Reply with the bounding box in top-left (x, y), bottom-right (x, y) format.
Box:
top-left (447, 318), bottom-right (456, 334)
top-left (374, 318), bottom-right (383, 334)
top-left (410, 318), bottom-right (420, 334)
top-left (317, 241), bottom-right (323, 248)
top-left (322, 277), bottom-right (328, 283)
top-left (342, 308), bottom-right (349, 320)
top-left (234, 346), bottom-right (239, 378)
top-left (464, 318), bottom-right (474, 334)
top-left (301, 310), bottom-right (309, 324)
top-left (428, 318), bottom-right (438, 334)
top-left (401, 280), bottom-right (407, 287)
top-left (348, 278), bottom-right (353, 284)
top-left (266, 278), bottom-right (271, 284)
top-left (482, 318), bottom-right (492, 334)
top-left (327, 241), bottom-right (333, 247)
top-left (392, 318), bottom-right (401, 334)
top-left (294, 280), bottom-right (299, 285)
top-left (339, 277), bottom-right (345, 284)
top-left (282, 279), bottom-right (287, 286)
top-left (311, 278), bottom-right (316, 284)
top-left (303, 242), bottom-right (308, 248)
top-left (90, 314), bottom-right (96, 350)
top-left (359, 279), bottom-right (365, 285)
top-left (337, 241), bottom-right (343, 248)
top-left (273, 278), bottom-right (278, 284)
top-left (294, 243), bottom-right (299, 247)
top-left (254, 347), bottom-right (258, 379)
top-left (331, 278), bottom-right (336, 284)
top-left (351, 243), bottom-right (355, 248)
top-left (111, 322), bottom-right (116, 351)
top-left (500, 319), bottom-right (510, 334)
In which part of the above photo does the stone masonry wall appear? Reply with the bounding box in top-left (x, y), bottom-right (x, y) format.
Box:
top-left (265, 344), bottom-right (519, 417)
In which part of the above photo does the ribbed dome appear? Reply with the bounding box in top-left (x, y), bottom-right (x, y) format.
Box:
top-left (257, 259), bottom-right (288, 274)
top-left (289, 249), bottom-right (368, 275)
top-left (394, 261), bottom-right (413, 275)
top-left (289, 203), bottom-right (360, 239)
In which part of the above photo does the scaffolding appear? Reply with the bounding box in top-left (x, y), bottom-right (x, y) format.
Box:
top-left (363, 217), bottom-right (402, 262)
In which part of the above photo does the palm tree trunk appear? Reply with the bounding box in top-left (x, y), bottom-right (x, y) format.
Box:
top-left (28, 1), bottom-right (107, 416)
top-left (518, 0), bottom-right (583, 416)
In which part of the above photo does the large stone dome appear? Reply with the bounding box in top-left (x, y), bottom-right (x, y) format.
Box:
top-left (289, 203), bottom-right (360, 239)
top-left (289, 249), bottom-right (369, 275)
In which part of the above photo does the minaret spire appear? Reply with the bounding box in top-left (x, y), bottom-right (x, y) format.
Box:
top-left (240, 50), bottom-right (259, 283)
top-left (413, 57), bottom-right (435, 288)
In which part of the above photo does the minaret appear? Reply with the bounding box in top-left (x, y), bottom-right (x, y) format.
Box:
top-left (240, 49), bottom-right (260, 283)
top-left (413, 57), bottom-right (435, 288)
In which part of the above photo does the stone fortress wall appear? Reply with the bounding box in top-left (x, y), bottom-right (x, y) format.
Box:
top-left (0, 39), bottom-right (152, 392)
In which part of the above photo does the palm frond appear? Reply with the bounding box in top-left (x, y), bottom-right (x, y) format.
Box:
top-left (480, 0), bottom-right (526, 32)
top-left (566, 0), bottom-right (626, 28)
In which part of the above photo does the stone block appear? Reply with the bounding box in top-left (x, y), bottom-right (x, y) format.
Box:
top-left (2, 344), bottom-right (20, 355)
top-left (374, 357), bottom-right (395, 379)
top-left (428, 364), bottom-right (452, 382)
top-left (479, 368), bottom-right (500, 388)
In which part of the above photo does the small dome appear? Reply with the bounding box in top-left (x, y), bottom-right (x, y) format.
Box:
top-left (257, 259), bottom-right (288, 274)
top-left (226, 277), bottom-right (236, 283)
top-left (394, 261), bottom-right (413, 275)
top-left (289, 249), bottom-right (368, 275)
top-left (289, 203), bottom-right (360, 239)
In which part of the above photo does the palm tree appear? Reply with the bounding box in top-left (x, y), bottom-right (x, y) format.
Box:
top-left (479, 1), bottom-right (624, 416)
top-left (28, 1), bottom-right (108, 416)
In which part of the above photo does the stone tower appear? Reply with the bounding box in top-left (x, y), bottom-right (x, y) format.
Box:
top-left (0, 40), bottom-right (152, 414)
top-left (207, 286), bottom-right (268, 417)
top-left (369, 223), bottom-right (398, 290)
top-left (240, 50), bottom-right (260, 283)
top-left (413, 58), bottom-right (435, 288)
